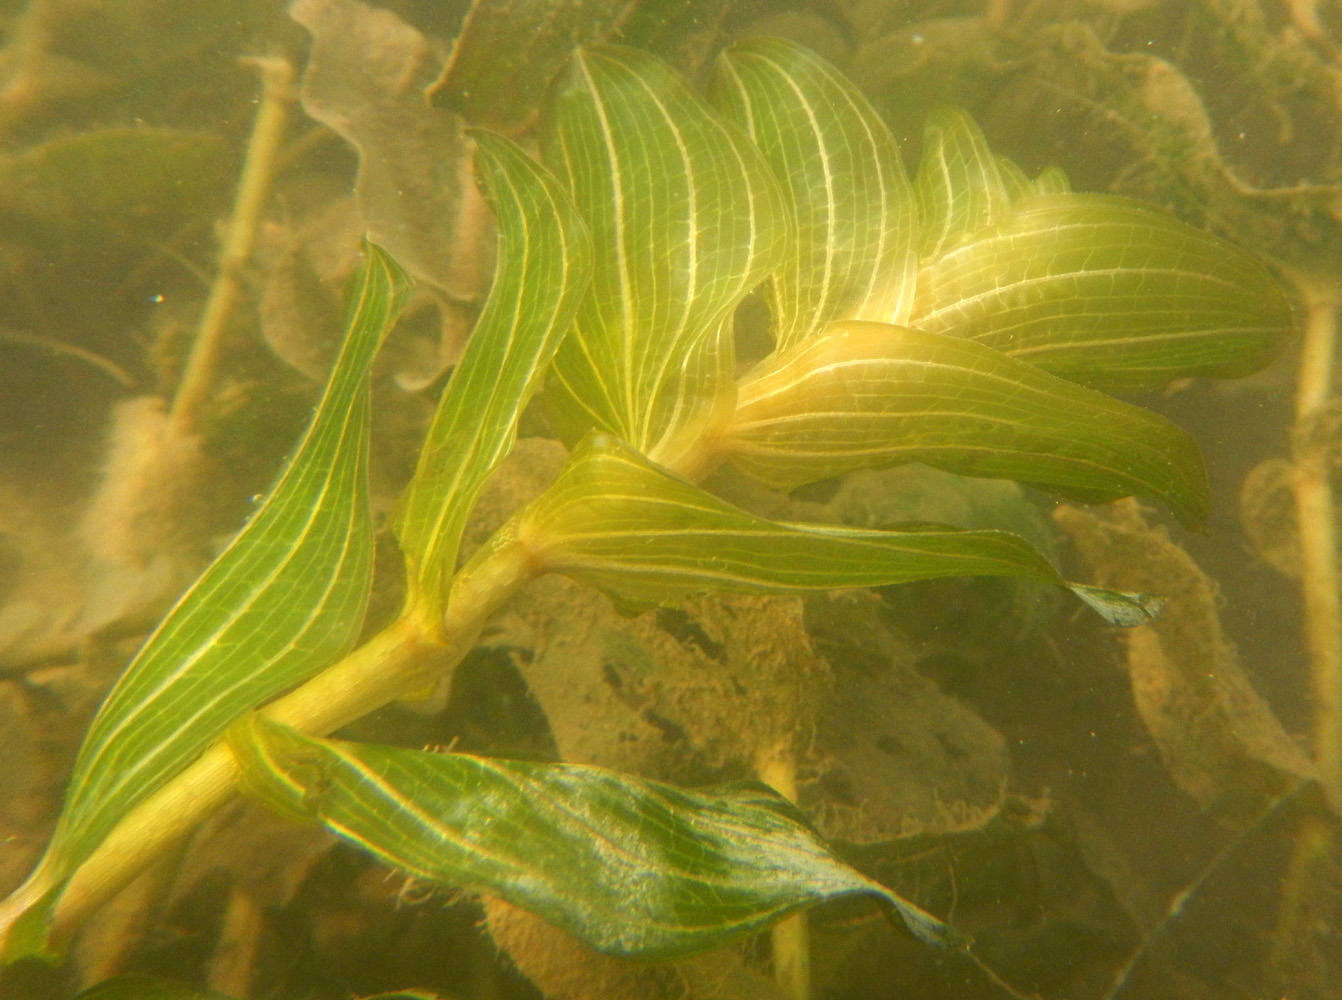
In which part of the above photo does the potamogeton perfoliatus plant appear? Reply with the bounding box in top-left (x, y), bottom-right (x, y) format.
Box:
top-left (0, 37), bottom-right (1293, 977)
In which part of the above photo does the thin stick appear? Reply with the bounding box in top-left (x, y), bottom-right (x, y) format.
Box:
top-left (1287, 272), bottom-right (1341, 790)
top-left (756, 742), bottom-right (811, 1000)
top-left (167, 57), bottom-right (294, 438)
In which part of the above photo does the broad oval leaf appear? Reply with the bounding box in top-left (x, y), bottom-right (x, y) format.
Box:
top-left (509, 433), bottom-right (1161, 626)
top-left (910, 192), bottom-right (1295, 392)
top-left (709, 37), bottom-right (918, 350)
top-left (393, 131), bottom-right (592, 613)
top-left (228, 715), bottom-right (960, 960)
top-left (4, 246), bottom-right (410, 948)
top-left (725, 320), bottom-right (1211, 528)
top-left (541, 44), bottom-right (790, 458)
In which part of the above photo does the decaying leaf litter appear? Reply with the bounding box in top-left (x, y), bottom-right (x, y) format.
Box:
top-left (1, 1), bottom-right (1340, 999)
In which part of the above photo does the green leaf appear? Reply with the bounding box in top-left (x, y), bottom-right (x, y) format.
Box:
top-left (228, 715), bottom-right (960, 960)
top-left (709, 37), bottom-right (918, 350)
top-left (393, 132), bottom-right (592, 611)
top-left (8, 246), bottom-right (410, 944)
top-left (725, 320), bottom-right (1211, 528)
top-left (510, 433), bottom-right (1161, 625)
top-left (915, 107), bottom-right (1013, 261)
top-left (910, 192), bottom-right (1295, 392)
top-left (541, 45), bottom-right (790, 458)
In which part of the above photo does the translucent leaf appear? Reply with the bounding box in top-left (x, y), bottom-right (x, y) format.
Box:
top-left (2, 246), bottom-right (410, 953)
top-left (229, 715), bottom-right (961, 960)
top-left (995, 153), bottom-right (1035, 202)
top-left (510, 433), bottom-right (1161, 626)
top-left (709, 37), bottom-right (918, 350)
top-left (1033, 164), bottom-right (1070, 196)
top-left (393, 132), bottom-right (592, 612)
top-left (915, 107), bottom-right (1013, 260)
top-left (911, 193), bottom-right (1295, 392)
top-left (541, 45), bottom-right (790, 457)
top-left (725, 320), bottom-right (1211, 528)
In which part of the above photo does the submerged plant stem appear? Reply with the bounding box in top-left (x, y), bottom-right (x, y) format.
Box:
top-left (1273, 272), bottom-right (1342, 974)
top-left (168, 57), bottom-right (294, 438)
top-left (39, 541), bottom-right (538, 949)
top-left (756, 742), bottom-right (811, 1000)
top-left (1289, 273), bottom-right (1342, 791)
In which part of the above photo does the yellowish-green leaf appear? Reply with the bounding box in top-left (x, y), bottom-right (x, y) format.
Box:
top-left (3, 246), bottom-right (410, 955)
top-left (1033, 164), bottom-right (1070, 196)
top-left (915, 107), bottom-right (1013, 260)
top-left (541, 45), bottom-right (790, 457)
top-left (229, 715), bottom-right (961, 960)
top-left (511, 433), bottom-right (1161, 626)
top-left (911, 192), bottom-right (1295, 392)
top-left (709, 37), bottom-right (917, 350)
top-left (393, 132), bottom-right (592, 612)
top-left (995, 153), bottom-right (1035, 203)
top-left (725, 320), bottom-right (1210, 528)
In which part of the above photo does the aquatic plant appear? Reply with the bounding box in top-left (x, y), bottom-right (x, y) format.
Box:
top-left (0, 34), bottom-right (1295, 1000)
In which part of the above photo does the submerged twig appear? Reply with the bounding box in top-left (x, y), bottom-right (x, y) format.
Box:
top-left (0, 327), bottom-right (133, 386)
top-left (1287, 271), bottom-right (1342, 791)
top-left (168, 56), bottom-right (294, 438)
top-left (756, 743), bottom-right (811, 1000)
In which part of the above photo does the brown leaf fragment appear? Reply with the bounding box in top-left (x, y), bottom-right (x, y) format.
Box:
top-left (431, 0), bottom-right (635, 130)
top-left (289, 0), bottom-right (492, 388)
top-left (290, 0), bottom-right (463, 294)
top-left (1055, 501), bottom-right (1315, 824)
top-left (801, 590), bottom-right (1012, 845)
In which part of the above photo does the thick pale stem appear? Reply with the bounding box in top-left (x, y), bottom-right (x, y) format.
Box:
top-left (756, 742), bottom-right (811, 1000)
top-left (25, 539), bottom-right (538, 951)
top-left (1289, 274), bottom-right (1342, 790)
top-left (168, 57), bottom-right (294, 437)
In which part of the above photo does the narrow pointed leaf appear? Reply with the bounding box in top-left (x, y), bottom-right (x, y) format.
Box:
top-left (393, 132), bottom-right (592, 610)
top-left (911, 192), bottom-right (1295, 392)
top-left (7, 246), bottom-right (410, 945)
top-left (512, 434), bottom-right (1161, 626)
top-left (709, 37), bottom-right (917, 350)
top-left (541, 45), bottom-right (789, 455)
top-left (229, 715), bottom-right (960, 960)
top-left (915, 107), bottom-right (1013, 260)
top-left (725, 320), bottom-right (1211, 528)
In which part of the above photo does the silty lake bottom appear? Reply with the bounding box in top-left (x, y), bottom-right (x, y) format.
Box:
top-left (0, 1), bottom-right (1340, 999)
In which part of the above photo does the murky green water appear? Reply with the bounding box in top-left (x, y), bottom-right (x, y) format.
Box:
top-left (1, 2), bottom-right (1340, 999)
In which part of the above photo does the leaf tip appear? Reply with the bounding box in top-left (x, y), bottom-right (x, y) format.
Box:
top-left (1069, 583), bottom-right (1166, 627)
